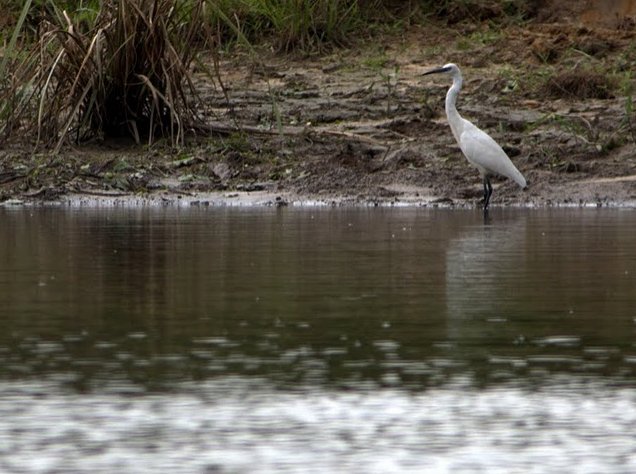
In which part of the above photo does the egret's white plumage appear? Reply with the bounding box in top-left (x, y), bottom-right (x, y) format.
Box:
top-left (423, 63), bottom-right (526, 210)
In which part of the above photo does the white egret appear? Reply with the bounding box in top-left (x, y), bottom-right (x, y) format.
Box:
top-left (423, 63), bottom-right (527, 211)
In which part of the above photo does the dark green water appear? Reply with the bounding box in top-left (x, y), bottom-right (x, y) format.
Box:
top-left (1, 207), bottom-right (635, 473)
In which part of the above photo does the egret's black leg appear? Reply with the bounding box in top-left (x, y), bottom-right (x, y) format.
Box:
top-left (483, 177), bottom-right (493, 211)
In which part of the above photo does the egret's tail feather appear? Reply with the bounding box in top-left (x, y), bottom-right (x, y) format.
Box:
top-left (509, 167), bottom-right (527, 189)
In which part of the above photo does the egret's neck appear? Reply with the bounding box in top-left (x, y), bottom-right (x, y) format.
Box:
top-left (445, 73), bottom-right (463, 141)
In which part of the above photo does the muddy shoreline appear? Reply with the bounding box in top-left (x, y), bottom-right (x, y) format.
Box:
top-left (3, 187), bottom-right (636, 209)
top-left (2, 18), bottom-right (636, 208)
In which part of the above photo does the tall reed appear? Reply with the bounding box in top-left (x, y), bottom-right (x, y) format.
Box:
top-left (1, 0), bottom-right (208, 150)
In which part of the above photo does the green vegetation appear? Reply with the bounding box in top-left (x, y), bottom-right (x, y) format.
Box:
top-left (208, 0), bottom-right (364, 52)
top-left (204, 0), bottom-right (534, 51)
top-left (1, 0), bottom-right (534, 51)
top-left (619, 72), bottom-right (636, 143)
top-left (456, 26), bottom-right (503, 51)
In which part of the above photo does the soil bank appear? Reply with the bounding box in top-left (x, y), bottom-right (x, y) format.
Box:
top-left (2, 5), bottom-right (636, 208)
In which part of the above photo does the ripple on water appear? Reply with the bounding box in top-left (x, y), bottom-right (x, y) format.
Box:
top-left (0, 378), bottom-right (636, 473)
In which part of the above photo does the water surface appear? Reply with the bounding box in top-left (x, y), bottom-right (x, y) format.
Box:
top-left (1, 207), bottom-right (635, 472)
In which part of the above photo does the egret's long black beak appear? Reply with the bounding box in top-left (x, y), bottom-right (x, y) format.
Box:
top-left (422, 66), bottom-right (451, 76)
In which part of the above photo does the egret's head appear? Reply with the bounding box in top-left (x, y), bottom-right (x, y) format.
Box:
top-left (422, 63), bottom-right (460, 77)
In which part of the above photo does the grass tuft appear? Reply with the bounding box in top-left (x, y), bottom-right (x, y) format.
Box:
top-left (1, 0), bottom-right (209, 150)
top-left (543, 69), bottom-right (616, 100)
top-left (206, 0), bottom-right (366, 52)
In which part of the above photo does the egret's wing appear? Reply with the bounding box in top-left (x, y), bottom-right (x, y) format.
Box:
top-left (459, 124), bottom-right (526, 188)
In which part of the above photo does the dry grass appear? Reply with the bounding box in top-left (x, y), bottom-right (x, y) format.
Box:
top-left (1, 0), bottom-right (209, 150)
top-left (543, 69), bottom-right (616, 100)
